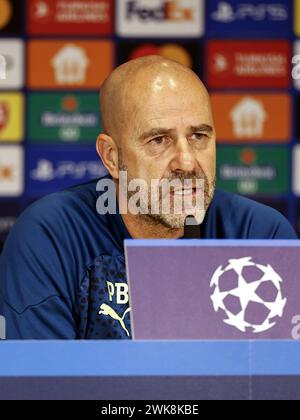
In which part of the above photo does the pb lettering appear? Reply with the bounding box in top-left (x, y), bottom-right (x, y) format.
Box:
top-left (107, 282), bottom-right (129, 305)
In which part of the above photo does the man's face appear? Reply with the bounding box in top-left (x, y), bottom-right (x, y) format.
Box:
top-left (117, 75), bottom-right (217, 228)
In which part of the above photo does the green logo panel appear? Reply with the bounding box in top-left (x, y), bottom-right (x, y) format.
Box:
top-left (28, 93), bottom-right (102, 144)
top-left (217, 146), bottom-right (290, 196)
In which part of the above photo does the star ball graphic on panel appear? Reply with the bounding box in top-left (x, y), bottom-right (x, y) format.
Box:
top-left (210, 257), bottom-right (287, 334)
top-left (0, 0), bottom-right (23, 35)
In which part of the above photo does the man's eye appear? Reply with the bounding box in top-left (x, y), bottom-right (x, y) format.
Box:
top-left (149, 137), bottom-right (165, 145)
top-left (193, 133), bottom-right (208, 140)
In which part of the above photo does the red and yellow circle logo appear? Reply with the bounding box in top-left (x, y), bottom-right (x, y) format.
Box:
top-left (130, 44), bottom-right (192, 68)
top-left (0, 0), bottom-right (12, 30)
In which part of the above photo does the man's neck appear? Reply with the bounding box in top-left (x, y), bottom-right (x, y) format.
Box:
top-left (121, 212), bottom-right (184, 239)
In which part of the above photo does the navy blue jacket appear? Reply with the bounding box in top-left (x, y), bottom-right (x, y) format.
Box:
top-left (0, 176), bottom-right (297, 339)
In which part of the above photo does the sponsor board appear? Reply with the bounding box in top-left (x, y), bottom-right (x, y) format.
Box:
top-left (28, 40), bottom-right (113, 89)
top-left (27, 0), bottom-right (113, 35)
top-left (0, 93), bottom-right (24, 142)
top-left (212, 93), bottom-right (291, 143)
top-left (292, 40), bottom-right (300, 90)
top-left (217, 146), bottom-right (289, 196)
top-left (28, 93), bottom-right (101, 144)
top-left (207, 40), bottom-right (291, 89)
top-left (295, 96), bottom-right (300, 140)
top-left (0, 0), bottom-right (23, 35)
top-left (0, 145), bottom-right (24, 197)
top-left (26, 146), bottom-right (108, 195)
top-left (295, 0), bottom-right (300, 36)
top-left (207, 0), bottom-right (291, 36)
top-left (0, 39), bottom-right (24, 90)
top-left (293, 145), bottom-right (300, 196)
top-left (117, 40), bottom-right (202, 74)
top-left (117, 0), bottom-right (205, 38)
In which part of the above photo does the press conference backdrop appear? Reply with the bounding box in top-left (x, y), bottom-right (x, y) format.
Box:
top-left (0, 0), bottom-right (300, 246)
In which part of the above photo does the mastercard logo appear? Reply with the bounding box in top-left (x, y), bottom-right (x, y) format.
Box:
top-left (0, 0), bottom-right (12, 29)
top-left (129, 44), bottom-right (192, 68)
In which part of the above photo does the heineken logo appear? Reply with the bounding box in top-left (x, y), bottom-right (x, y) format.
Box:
top-left (28, 93), bottom-right (101, 144)
top-left (217, 146), bottom-right (289, 196)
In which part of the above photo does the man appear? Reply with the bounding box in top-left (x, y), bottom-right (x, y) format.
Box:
top-left (0, 56), bottom-right (297, 340)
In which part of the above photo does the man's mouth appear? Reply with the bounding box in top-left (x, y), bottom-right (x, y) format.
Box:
top-left (171, 187), bottom-right (201, 197)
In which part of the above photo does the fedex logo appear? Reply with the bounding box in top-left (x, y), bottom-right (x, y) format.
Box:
top-left (126, 0), bottom-right (194, 22)
top-left (117, 0), bottom-right (204, 38)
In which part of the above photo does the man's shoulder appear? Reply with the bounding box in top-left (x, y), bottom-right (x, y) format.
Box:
top-left (213, 189), bottom-right (282, 219)
top-left (29, 179), bottom-right (100, 217)
top-left (5, 177), bottom-right (112, 247)
top-left (23, 177), bottom-right (111, 225)
top-left (212, 189), bottom-right (297, 239)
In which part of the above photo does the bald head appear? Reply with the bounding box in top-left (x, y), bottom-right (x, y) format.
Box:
top-left (96, 55), bottom-right (216, 234)
top-left (100, 56), bottom-right (211, 143)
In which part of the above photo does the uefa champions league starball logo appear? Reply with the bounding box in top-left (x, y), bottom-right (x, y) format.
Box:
top-left (210, 257), bottom-right (287, 334)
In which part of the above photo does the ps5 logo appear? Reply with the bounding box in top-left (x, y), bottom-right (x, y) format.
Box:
top-left (0, 315), bottom-right (6, 340)
top-left (0, 55), bottom-right (6, 80)
top-left (212, 2), bottom-right (288, 23)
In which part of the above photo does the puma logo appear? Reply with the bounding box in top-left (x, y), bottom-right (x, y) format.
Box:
top-left (99, 304), bottom-right (131, 337)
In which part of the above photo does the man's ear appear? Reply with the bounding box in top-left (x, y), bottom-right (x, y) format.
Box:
top-left (96, 133), bottom-right (119, 180)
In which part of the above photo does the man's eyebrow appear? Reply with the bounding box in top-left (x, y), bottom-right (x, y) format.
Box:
top-left (139, 124), bottom-right (214, 142)
top-left (189, 124), bottom-right (214, 135)
top-left (139, 128), bottom-right (174, 142)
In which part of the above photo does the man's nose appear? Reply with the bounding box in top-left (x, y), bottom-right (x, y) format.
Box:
top-left (169, 138), bottom-right (197, 173)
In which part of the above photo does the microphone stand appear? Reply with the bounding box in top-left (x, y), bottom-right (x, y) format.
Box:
top-left (183, 216), bottom-right (201, 239)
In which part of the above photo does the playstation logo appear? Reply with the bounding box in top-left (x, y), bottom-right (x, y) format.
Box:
top-left (212, 2), bottom-right (235, 23)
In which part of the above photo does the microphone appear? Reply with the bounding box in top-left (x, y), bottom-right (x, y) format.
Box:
top-left (184, 216), bottom-right (201, 239)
